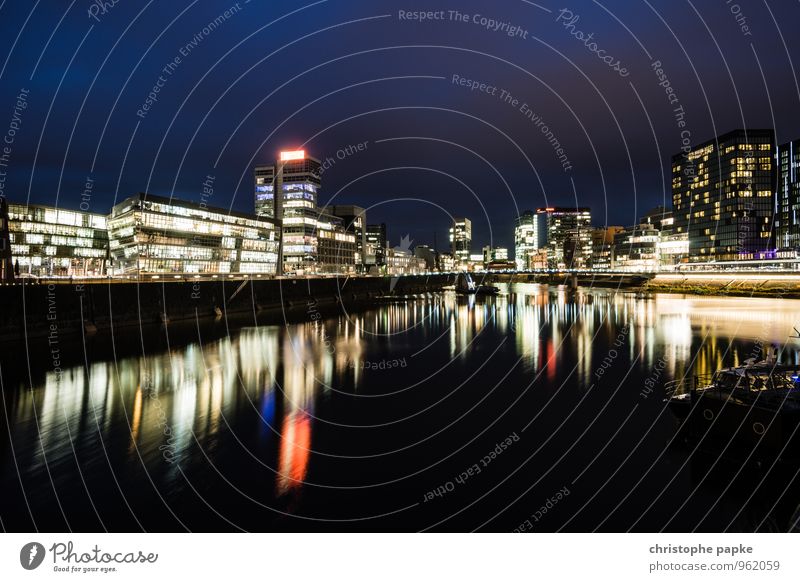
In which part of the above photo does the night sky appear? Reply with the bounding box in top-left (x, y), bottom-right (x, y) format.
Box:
top-left (1, 0), bottom-right (798, 251)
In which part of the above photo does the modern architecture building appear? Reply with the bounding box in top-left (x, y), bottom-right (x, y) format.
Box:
top-left (775, 138), bottom-right (800, 255)
top-left (365, 223), bottom-right (387, 268)
top-left (671, 129), bottom-right (775, 262)
top-left (536, 207), bottom-right (592, 269)
top-left (0, 197), bottom-right (15, 281)
top-left (385, 247), bottom-right (426, 275)
top-left (414, 244), bottom-right (436, 270)
top-left (611, 223), bottom-right (660, 272)
top-left (482, 246), bottom-right (508, 264)
top-left (108, 193), bottom-right (281, 277)
top-left (315, 212), bottom-right (357, 274)
top-left (449, 218), bottom-right (472, 264)
top-left (6, 201), bottom-right (108, 278)
top-left (514, 210), bottom-right (541, 270)
top-left (590, 226), bottom-right (623, 270)
top-left (328, 205), bottom-right (367, 268)
top-left (255, 150), bottom-right (322, 272)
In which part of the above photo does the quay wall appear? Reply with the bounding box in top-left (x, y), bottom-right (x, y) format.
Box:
top-left (0, 274), bottom-right (455, 343)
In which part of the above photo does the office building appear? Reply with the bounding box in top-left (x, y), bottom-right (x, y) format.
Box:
top-left (365, 223), bottom-right (387, 268)
top-left (414, 244), bottom-right (436, 270)
top-left (385, 247), bottom-right (426, 275)
top-left (108, 193), bottom-right (281, 276)
top-left (536, 207), bottom-right (591, 269)
top-left (671, 129), bottom-right (775, 261)
top-left (590, 226), bottom-right (623, 270)
top-left (316, 212), bottom-right (357, 274)
top-left (612, 223), bottom-right (660, 272)
top-left (449, 218), bottom-right (472, 264)
top-left (329, 205), bottom-right (367, 268)
top-left (514, 210), bottom-right (541, 270)
top-left (775, 139), bottom-right (800, 254)
top-left (482, 246), bottom-right (508, 263)
top-left (255, 150), bottom-right (322, 272)
top-left (0, 198), bottom-right (14, 281)
top-left (6, 201), bottom-right (108, 278)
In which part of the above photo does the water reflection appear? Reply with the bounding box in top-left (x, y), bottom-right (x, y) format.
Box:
top-left (7, 286), bottom-right (800, 504)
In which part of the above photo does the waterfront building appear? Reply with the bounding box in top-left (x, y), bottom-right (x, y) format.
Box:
top-left (414, 244), bottom-right (436, 270)
top-left (449, 218), bottom-right (472, 264)
top-left (671, 129), bottom-right (775, 262)
top-left (514, 210), bottom-right (541, 270)
top-left (255, 150), bottom-right (322, 272)
top-left (775, 139), bottom-right (800, 255)
top-left (590, 226), bottom-right (624, 270)
top-left (315, 212), bottom-right (357, 274)
top-left (611, 223), bottom-right (660, 272)
top-left (385, 247), bottom-right (426, 275)
top-left (0, 197), bottom-right (14, 281)
top-left (108, 193), bottom-right (281, 277)
top-left (6, 201), bottom-right (108, 278)
top-left (437, 252), bottom-right (456, 272)
top-left (365, 223), bottom-right (387, 268)
top-left (329, 205), bottom-right (367, 268)
top-left (536, 206), bottom-right (591, 269)
top-left (482, 246), bottom-right (508, 264)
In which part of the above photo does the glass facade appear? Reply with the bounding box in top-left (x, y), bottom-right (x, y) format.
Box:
top-left (108, 193), bottom-right (281, 276)
top-left (255, 153), bottom-right (327, 273)
top-left (776, 139), bottom-right (800, 253)
top-left (365, 223), bottom-right (387, 267)
top-left (449, 218), bottom-right (472, 263)
top-left (514, 210), bottom-right (539, 270)
top-left (316, 213), bottom-right (357, 274)
top-left (672, 129), bottom-right (775, 261)
top-left (536, 207), bottom-right (592, 269)
top-left (7, 202), bottom-right (108, 278)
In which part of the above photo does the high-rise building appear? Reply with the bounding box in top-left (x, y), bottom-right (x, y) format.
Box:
top-left (449, 218), bottom-right (472, 263)
top-left (514, 210), bottom-right (540, 270)
top-left (365, 223), bottom-right (387, 268)
top-left (255, 150), bottom-right (322, 272)
top-left (7, 201), bottom-right (108, 278)
top-left (775, 139), bottom-right (800, 254)
top-left (536, 207), bottom-right (591, 269)
top-left (671, 129), bottom-right (775, 261)
top-left (328, 205), bottom-right (367, 268)
top-left (108, 193), bottom-right (281, 277)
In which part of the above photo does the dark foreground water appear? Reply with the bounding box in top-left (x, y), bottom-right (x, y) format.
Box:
top-left (2, 283), bottom-right (800, 532)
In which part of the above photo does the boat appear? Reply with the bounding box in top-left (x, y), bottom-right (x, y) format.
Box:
top-left (665, 350), bottom-right (800, 461)
top-left (455, 273), bottom-right (500, 296)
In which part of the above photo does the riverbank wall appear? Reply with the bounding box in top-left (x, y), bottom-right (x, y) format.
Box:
top-left (0, 274), bottom-right (455, 343)
top-left (643, 273), bottom-right (800, 299)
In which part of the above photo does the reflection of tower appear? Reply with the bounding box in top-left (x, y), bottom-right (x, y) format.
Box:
top-left (0, 198), bottom-right (14, 282)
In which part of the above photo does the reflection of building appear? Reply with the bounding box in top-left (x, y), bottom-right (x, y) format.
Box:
top-left (7, 202), bottom-right (108, 278)
top-left (536, 207), bottom-right (591, 269)
top-left (108, 193), bottom-right (281, 276)
top-left (449, 218), bottom-right (472, 263)
top-left (255, 150), bottom-right (322, 273)
top-left (672, 129), bottom-right (775, 262)
top-left (590, 226), bottom-right (623, 270)
top-left (514, 210), bottom-right (541, 270)
top-left (365, 223), bottom-right (387, 268)
top-left (776, 139), bottom-right (800, 255)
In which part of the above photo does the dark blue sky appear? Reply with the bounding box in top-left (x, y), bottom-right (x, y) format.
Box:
top-left (1, 0), bottom-right (798, 250)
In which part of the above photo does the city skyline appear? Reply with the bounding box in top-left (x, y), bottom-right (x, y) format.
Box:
top-left (3, 1), bottom-right (800, 254)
